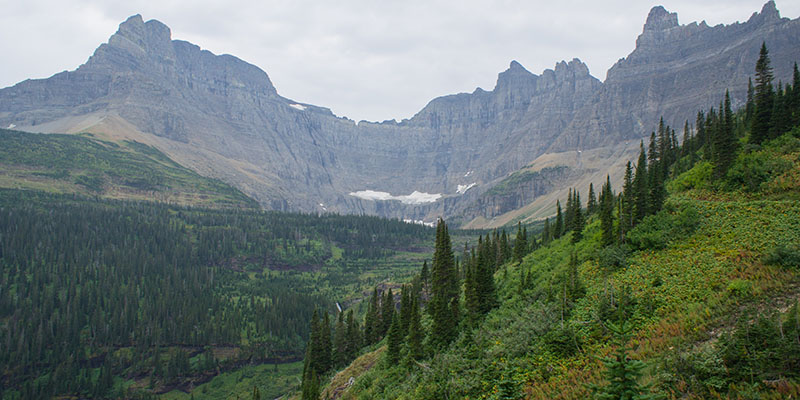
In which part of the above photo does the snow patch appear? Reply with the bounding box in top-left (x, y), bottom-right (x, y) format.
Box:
top-left (464, 170), bottom-right (474, 178)
top-left (403, 219), bottom-right (436, 228)
top-left (456, 183), bottom-right (477, 194)
top-left (289, 103), bottom-right (307, 111)
top-left (6, 124), bottom-right (15, 129)
top-left (349, 189), bottom-right (442, 205)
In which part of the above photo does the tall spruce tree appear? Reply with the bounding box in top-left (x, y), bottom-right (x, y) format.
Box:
top-left (751, 42), bottom-right (774, 144)
top-left (571, 191), bottom-right (584, 244)
top-left (587, 183), bottom-right (597, 214)
top-left (385, 313), bottom-right (403, 365)
top-left (565, 188), bottom-right (575, 232)
top-left (619, 161), bottom-right (634, 242)
top-left (541, 218), bottom-right (551, 245)
top-left (381, 289), bottom-right (395, 337)
top-left (554, 201), bottom-right (564, 239)
top-left (345, 310), bottom-right (361, 361)
top-left (333, 311), bottom-right (348, 368)
top-left (590, 321), bottom-right (662, 400)
top-left (600, 176), bottom-right (615, 247)
top-left (364, 289), bottom-right (380, 345)
top-left (475, 237), bottom-right (497, 315)
top-left (713, 90), bottom-right (736, 178)
top-left (428, 218), bottom-right (460, 350)
top-left (647, 133), bottom-right (665, 213)
top-left (633, 141), bottom-right (649, 223)
top-left (406, 297), bottom-right (424, 361)
top-left (513, 222), bottom-right (527, 263)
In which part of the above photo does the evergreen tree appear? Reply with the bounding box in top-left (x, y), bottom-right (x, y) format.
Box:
top-left (406, 297), bottom-right (424, 361)
top-left (475, 237), bottom-right (497, 315)
top-left (565, 188), bottom-right (575, 232)
top-left (554, 201), bottom-right (564, 239)
top-left (793, 63), bottom-right (800, 126)
top-left (333, 311), bottom-right (348, 368)
top-left (385, 313), bottom-right (403, 365)
top-left (428, 218), bottom-right (460, 350)
top-left (647, 133), bottom-right (665, 214)
top-left (587, 183), bottom-right (597, 214)
top-left (364, 289), bottom-right (380, 345)
top-left (253, 386), bottom-right (261, 400)
top-left (591, 321), bottom-right (662, 400)
top-left (513, 222), bottom-right (527, 263)
top-left (600, 176), bottom-right (615, 247)
top-left (713, 90), bottom-right (736, 178)
top-left (751, 42), bottom-right (774, 144)
top-left (320, 312), bottom-right (332, 373)
top-left (745, 77), bottom-right (755, 122)
top-left (571, 191), bottom-right (584, 244)
top-left (619, 161), bottom-right (634, 242)
top-left (381, 289), bottom-right (395, 337)
top-left (771, 83), bottom-right (792, 137)
top-left (420, 260), bottom-right (429, 291)
top-left (632, 143), bottom-right (648, 224)
top-left (301, 368), bottom-right (320, 400)
top-left (345, 310), bottom-right (361, 361)
top-left (399, 285), bottom-right (412, 334)
top-left (541, 218), bottom-right (551, 245)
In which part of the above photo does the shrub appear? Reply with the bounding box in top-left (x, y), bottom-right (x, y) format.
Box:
top-left (668, 161), bottom-right (712, 192)
top-left (763, 245), bottom-right (800, 268)
top-left (596, 244), bottom-right (629, 271)
top-left (626, 204), bottom-right (699, 251)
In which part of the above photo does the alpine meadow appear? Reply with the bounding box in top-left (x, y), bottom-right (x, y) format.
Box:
top-left (1, 2), bottom-right (799, 399)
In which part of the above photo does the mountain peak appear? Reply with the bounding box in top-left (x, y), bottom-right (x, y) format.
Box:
top-left (748, 1), bottom-right (781, 23)
top-left (108, 14), bottom-right (172, 55)
top-left (643, 6), bottom-right (679, 32)
top-left (495, 60), bottom-right (537, 92)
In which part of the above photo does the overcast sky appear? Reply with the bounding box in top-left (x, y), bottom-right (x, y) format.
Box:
top-left (0, 0), bottom-right (797, 122)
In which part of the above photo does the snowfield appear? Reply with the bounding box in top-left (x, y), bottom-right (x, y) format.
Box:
top-left (349, 190), bottom-right (442, 204)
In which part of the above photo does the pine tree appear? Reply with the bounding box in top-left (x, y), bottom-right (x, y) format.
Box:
top-left (513, 222), bottom-right (527, 263)
top-left (713, 90), bottom-right (736, 179)
top-left (751, 42), bottom-right (774, 144)
top-left (428, 218), bottom-right (460, 350)
top-left (320, 312), bottom-right (332, 374)
top-left (632, 143), bottom-right (648, 227)
top-left (406, 297), bottom-right (424, 361)
top-left (385, 313), bottom-right (403, 365)
top-left (333, 311), bottom-right (348, 368)
top-left (647, 132), bottom-right (666, 214)
top-left (364, 289), bottom-right (380, 345)
top-left (771, 83), bottom-right (792, 137)
top-left (793, 63), bottom-right (800, 126)
top-left (565, 188), bottom-right (575, 232)
top-left (587, 183), bottom-right (597, 214)
top-left (746, 77), bottom-right (755, 122)
top-left (381, 289), bottom-right (395, 337)
top-left (571, 191), bottom-right (584, 244)
top-left (600, 176), bottom-right (615, 247)
top-left (591, 321), bottom-right (662, 400)
top-left (420, 260), bottom-right (429, 291)
top-left (541, 218), bottom-right (551, 245)
top-left (619, 161), bottom-right (634, 242)
top-left (345, 310), bottom-right (361, 361)
top-left (475, 236), bottom-right (497, 315)
top-left (554, 201), bottom-right (564, 239)
top-left (399, 285), bottom-right (412, 334)
top-left (253, 386), bottom-right (261, 400)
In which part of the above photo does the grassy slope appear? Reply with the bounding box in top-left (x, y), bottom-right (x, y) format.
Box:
top-left (0, 129), bottom-right (258, 208)
top-left (332, 130), bottom-right (800, 399)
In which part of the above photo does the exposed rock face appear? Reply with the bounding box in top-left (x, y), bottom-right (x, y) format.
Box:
top-left (0, 3), bottom-right (798, 226)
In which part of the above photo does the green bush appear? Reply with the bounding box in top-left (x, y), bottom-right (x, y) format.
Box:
top-left (596, 244), bottom-right (629, 271)
top-left (725, 150), bottom-right (791, 192)
top-left (762, 245), bottom-right (800, 268)
top-left (626, 204), bottom-right (699, 250)
top-left (668, 161), bottom-right (712, 192)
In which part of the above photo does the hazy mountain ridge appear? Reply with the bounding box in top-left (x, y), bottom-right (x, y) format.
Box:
top-left (0, 2), bottom-right (798, 226)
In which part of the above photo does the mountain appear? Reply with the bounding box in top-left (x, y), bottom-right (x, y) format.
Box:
top-left (1, 2), bottom-right (798, 227)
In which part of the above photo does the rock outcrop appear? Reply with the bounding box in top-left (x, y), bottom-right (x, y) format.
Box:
top-left (0, 3), bottom-right (798, 226)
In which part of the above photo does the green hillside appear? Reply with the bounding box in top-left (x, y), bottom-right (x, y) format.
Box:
top-left (0, 129), bottom-right (258, 208)
top-left (305, 58), bottom-right (800, 400)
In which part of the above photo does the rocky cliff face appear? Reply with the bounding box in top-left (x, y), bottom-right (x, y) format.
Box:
top-left (1, 3), bottom-right (798, 226)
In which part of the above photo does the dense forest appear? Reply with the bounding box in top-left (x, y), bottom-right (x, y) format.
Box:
top-left (0, 190), bottom-right (433, 398)
top-left (300, 45), bottom-right (800, 399)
